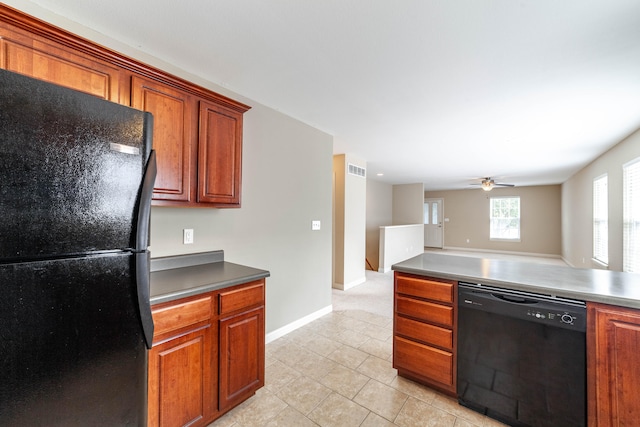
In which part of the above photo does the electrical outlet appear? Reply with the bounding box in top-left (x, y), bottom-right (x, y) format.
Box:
top-left (311, 220), bottom-right (321, 231)
top-left (183, 228), bottom-right (194, 244)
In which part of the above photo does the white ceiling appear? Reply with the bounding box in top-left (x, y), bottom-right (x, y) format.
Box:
top-left (18, 0), bottom-right (640, 190)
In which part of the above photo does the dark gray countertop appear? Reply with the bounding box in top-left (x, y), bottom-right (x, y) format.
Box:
top-left (149, 251), bottom-right (270, 305)
top-left (392, 253), bottom-right (640, 309)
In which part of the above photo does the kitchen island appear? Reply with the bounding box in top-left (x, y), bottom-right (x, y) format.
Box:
top-left (392, 252), bottom-right (640, 309)
top-left (392, 252), bottom-right (640, 427)
top-left (148, 251), bottom-right (270, 427)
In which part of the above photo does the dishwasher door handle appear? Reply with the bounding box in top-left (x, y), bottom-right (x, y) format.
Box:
top-left (491, 293), bottom-right (538, 304)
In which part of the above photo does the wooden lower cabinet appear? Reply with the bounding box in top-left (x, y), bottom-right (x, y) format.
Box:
top-left (588, 302), bottom-right (640, 427)
top-left (393, 272), bottom-right (457, 395)
top-left (148, 279), bottom-right (265, 427)
top-left (219, 307), bottom-right (265, 411)
top-left (148, 325), bottom-right (215, 427)
top-left (394, 336), bottom-right (454, 387)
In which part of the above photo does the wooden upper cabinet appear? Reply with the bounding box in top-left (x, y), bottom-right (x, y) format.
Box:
top-left (198, 101), bottom-right (243, 206)
top-left (0, 27), bottom-right (122, 101)
top-left (131, 76), bottom-right (194, 203)
top-left (0, 4), bottom-right (250, 208)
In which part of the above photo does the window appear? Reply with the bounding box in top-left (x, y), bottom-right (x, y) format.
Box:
top-left (424, 201), bottom-right (439, 225)
top-left (423, 203), bottom-right (430, 224)
top-left (593, 174), bottom-right (608, 265)
top-left (431, 202), bottom-right (438, 225)
top-left (624, 159), bottom-right (640, 272)
top-left (490, 197), bottom-right (520, 240)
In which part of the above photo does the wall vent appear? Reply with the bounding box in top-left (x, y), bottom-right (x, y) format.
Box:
top-left (348, 163), bottom-right (366, 178)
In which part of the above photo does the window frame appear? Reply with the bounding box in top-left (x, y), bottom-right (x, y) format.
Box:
top-left (592, 174), bottom-right (608, 266)
top-left (623, 158), bottom-right (640, 272)
top-left (489, 196), bottom-right (521, 241)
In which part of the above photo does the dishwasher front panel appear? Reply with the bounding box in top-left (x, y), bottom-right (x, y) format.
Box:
top-left (457, 284), bottom-right (586, 427)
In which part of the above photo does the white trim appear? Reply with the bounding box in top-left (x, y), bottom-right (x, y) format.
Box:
top-left (265, 304), bottom-right (332, 344)
top-left (442, 246), bottom-right (563, 260)
top-left (591, 257), bottom-right (609, 269)
top-left (562, 256), bottom-right (574, 267)
top-left (379, 224), bottom-right (422, 230)
top-left (332, 276), bottom-right (366, 290)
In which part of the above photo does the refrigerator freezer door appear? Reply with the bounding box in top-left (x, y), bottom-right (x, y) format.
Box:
top-left (0, 252), bottom-right (147, 426)
top-left (0, 69), bottom-right (153, 259)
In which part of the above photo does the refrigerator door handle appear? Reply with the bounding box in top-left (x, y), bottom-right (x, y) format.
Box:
top-left (136, 251), bottom-right (155, 349)
top-left (135, 149), bottom-right (156, 251)
top-left (135, 149), bottom-right (156, 349)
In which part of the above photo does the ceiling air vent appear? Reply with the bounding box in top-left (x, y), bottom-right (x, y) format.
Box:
top-left (348, 163), bottom-right (366, 178)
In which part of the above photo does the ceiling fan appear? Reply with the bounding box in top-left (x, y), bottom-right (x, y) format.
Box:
top-left (473, 177), bottom-right (515, 192)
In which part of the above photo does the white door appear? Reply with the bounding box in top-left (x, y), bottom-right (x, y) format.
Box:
top-left (424, 198), bottom-right (443, 248)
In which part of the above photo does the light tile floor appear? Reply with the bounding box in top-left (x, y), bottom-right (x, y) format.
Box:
top-left (209, 267), bottom-right (508, 427)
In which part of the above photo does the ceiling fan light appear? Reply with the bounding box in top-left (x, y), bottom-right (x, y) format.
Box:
top-left (481, 181), bottom-right (493, 191)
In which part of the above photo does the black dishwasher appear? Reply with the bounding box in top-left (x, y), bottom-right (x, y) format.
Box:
top-left (457, 282), bottom-right (586, 427)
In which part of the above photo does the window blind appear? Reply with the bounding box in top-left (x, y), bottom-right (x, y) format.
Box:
top-left (623, 159), bottom-right (640, 272)
top-left (593, 175), bottom-right (608, 265)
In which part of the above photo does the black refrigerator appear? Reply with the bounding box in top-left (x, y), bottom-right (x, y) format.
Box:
top-left (0, 69), bottom-right (156, 426)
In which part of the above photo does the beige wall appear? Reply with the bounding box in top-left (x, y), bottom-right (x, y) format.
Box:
top-left (152, 105), bottom-right (334, 335)
top-left (424, 185), bottom-right (562, 256)
top-left (333, 154), bottom-right (367, 289)
top-left (13, 1), bottom-right (336, 336)
top-left (365, 179), bottom-right (392, 271)
top-left (562, 128), bottom-right (640, 270)
top-left (393, 183), bottom-right (425, 225)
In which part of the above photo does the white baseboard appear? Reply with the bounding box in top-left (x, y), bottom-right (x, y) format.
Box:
top-left (442, 246), bottom-right (563, 260)
top-left (265, 304), bottom-right (333, 344)
top-left (332, 276), bottom-right (366, 291)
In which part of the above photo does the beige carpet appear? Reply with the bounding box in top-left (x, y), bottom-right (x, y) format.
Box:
top-left (332, 270), bottom-right (394, 319)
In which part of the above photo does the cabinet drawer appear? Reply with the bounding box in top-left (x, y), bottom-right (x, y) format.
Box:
top-left (394, 336), bottom-right (453, 387)
top-left (219, 280), bottom-right (265, 315)
top-left (152, 296), bottom-right (212, 338)
top-left (396, 295), bottom-right (453, 327)
top-left (396, 316), bottom-right (453, 349)
top-left (396, 274), bottom-right (454, 304)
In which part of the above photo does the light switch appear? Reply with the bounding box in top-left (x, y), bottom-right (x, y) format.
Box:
top-left (311, 220), bottom-right (321, 231)
top-left (183, 228), bottom-right (194, 244)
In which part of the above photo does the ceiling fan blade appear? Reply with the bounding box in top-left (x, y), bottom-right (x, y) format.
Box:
top-left (494, 183), bottom-right (515, 187)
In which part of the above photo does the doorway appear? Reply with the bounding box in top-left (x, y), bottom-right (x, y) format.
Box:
top-left (424, 198), bottom-right (443, 248)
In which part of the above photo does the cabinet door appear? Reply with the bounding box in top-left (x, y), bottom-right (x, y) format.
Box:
top-left (198, 101), bottom-right (242, 206)
top-left (0, 32), bottom-right (121, 101)
top-left (148, 326), bottom-right (214, 427)
top-left (131, 76), bottom-right (194, 203)
top-left (219, 307), bottom-right (264, 411)
top-left (588, 303), bottom-right (640, 427)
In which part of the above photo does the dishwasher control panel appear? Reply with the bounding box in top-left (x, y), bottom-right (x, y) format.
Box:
top-left (459, 282), bottom-right (587, 332)
top-left (525, 307), bottom-right (581, 327)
